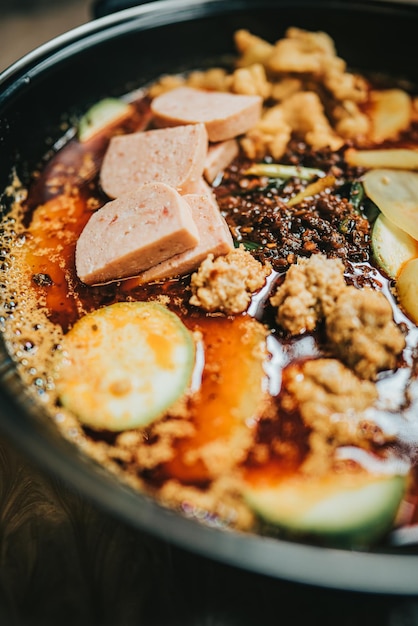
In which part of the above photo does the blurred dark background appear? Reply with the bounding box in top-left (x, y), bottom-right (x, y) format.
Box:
top-left (0, 0), bottom-right (90, 72)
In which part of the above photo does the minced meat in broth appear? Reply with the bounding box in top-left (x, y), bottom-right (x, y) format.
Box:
top-left (2, 26), bottom-right (418, 550)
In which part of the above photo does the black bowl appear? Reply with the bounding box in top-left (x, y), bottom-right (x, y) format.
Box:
top-left (1, 0), bottom-right (418, 595)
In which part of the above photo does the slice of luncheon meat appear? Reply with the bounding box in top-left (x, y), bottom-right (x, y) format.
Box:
top-left (76, 182), bottom-right (200, 285)
top-left (150, 87), bottom-right (262, 142)
top-left (100, 123), bottom-right (208, 199)
top-left (132, 180), bottom-right (234, 284)
top-left (204, 139), bottom-right (239, 184)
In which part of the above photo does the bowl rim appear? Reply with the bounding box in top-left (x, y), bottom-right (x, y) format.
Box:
top-left (1, 0), bottom-right (418, 596)
top-left (2, 0), bottom-right (418, 88)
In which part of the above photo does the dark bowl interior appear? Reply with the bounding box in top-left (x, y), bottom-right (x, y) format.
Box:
top-left (1, 0), bottom-right (418, 595)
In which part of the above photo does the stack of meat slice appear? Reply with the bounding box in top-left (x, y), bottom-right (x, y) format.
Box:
top-left (76, 87), bottom-right (262, 286)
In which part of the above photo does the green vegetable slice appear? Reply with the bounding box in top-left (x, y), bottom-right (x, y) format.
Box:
top-left (348, 181), bottom-right (364, 212)
top-left (244, 163), bottom-right (325, 181)
top-left (244, 472), bottom-right (406, 547)
top-left (55, 302), bottom-right (195, 431)
top-left (78, 97), bottom-right (132, 142)
top-left (233, 240), bottom-right (262, 251)
top-left (372, 213), bottom-right (418, 279)
top-left (363, 169), bottom-right (418, 240)
top-left (287, 174), bottom-right (336, 208)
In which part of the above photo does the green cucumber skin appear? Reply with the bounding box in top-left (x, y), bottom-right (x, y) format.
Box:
top-left (244, 475), bottom-right (406, 548)
top-left (78, 98), bottom-right (130, 142)
top-left (371, 213), bottom-right (417, 279)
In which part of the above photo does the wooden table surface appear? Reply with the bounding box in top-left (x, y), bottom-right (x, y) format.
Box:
top-left (0, 0), bottom-right (90, 73)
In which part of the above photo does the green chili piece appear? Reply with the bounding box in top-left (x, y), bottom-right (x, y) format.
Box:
top-left (287, 175), bottom-right (336, 208)
top-left (349, 181), bottom-right (365, 212)
top-left (234, 240), bottom-right (262, 251)
top-left (244, 163), bottom-right (325, 181)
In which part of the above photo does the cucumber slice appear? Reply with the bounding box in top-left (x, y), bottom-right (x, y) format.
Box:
top-left (78, 98), bottom-right (132, 142)
top-left (55, 302), bottom-right (195, 431)
top-left (372, 213), bottom-right (418, 279)
top-left (244, 472), bottom-right (406, 547)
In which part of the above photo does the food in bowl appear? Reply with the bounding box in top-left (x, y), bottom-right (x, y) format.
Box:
top-left (2, 26), bottom-right (418, 549)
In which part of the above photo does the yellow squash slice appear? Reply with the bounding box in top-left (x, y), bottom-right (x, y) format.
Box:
top-left (55, 301), bottom-right (195, 431)
top-left (397, 257), bottom-right (418, 324)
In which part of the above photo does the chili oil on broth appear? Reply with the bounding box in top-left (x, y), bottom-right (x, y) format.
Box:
top-left (2, 38), bottom-right (418, 548)
top-left (2, 134), bottom-right (417, 546)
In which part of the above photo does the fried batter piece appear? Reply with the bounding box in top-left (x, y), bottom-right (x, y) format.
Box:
top-left (326, 287), bottom-right (406, 380)
top-left (242, 90), bottom-right (343, 159)
top-left (228, 63), bottom-right (272, 99)
top-left (267, 27), bottom-right (336, 73)
top-left (190, 245), bottom-right (271, 314)
top-left (236, 26), bottom-right (368, 104)
top-left (332, 100), bottom-right (371, 139)
top-left (233, 26), bottom-right (370, 157)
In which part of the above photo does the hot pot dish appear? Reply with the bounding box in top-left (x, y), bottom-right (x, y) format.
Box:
top-left (2, 25), bottom-right (418, 551)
